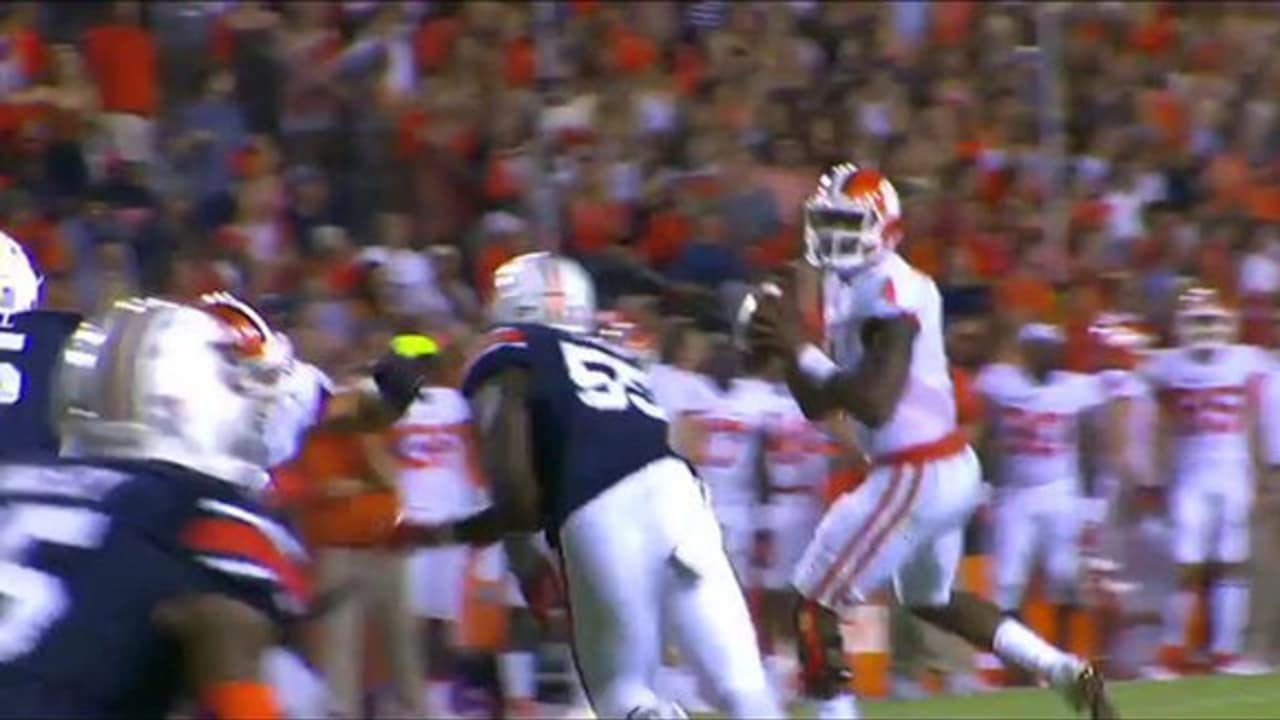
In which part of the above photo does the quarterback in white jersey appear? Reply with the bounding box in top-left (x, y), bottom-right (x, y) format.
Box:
top-left (746, 163), bottom-right (1112, 719)
top-left (976, 323), bottom-right (1107, 639)
top-left (1140, 287), bottom-right (1273, 677)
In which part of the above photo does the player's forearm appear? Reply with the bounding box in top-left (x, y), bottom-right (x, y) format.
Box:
top-left (790, 321), bottom-right (916, 428)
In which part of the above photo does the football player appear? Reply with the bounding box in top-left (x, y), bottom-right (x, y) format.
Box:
top-left (0, 232), bottom-right (83, 460)
top-left (755, 349), bottom-right (862, 702)
top-left (746, 163), bottom-right (1115, 719)
top-left (975, 323), bottom-right (1107, 651)
top-left (1089, 313), bottom-right (1158, 518)
top-left (390, 252), bottom-right (780, 719)
top-left (1140, 287), bottom-right (1273, 677)
top-left (0, 298), bottom-right (314, 719)
top-left (691, 335), bottom-right (773, 582)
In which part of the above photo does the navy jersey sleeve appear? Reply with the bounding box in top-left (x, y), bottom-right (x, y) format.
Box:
top-left (0, 311), bottom-right (83, 460)
top-left (175, 493), bottom-right (312, 623)
top-left (461, 325), bottom-right (534, 398)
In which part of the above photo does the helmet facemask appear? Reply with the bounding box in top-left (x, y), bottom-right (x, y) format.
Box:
top-left (1176, 309), bottom-right (1236, 353)
top-left (803, 168), bottom-right (900, 279)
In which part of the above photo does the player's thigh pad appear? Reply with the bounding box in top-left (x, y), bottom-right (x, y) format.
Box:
top-left (1214, 478), bottom-right (1254, 564)
top-left (408, 546), bottom-right (468, 621)
top-left (1170, 480), bottom-right (1214, 565)
top-left (559, 459), bottom-right (701, 716)
top-left (991, 488), bottom-right (1038, 607)
top-left (893, 449), bottom-right (984, 607)
top-left (662, 511), bottom-right (778, 717)
top-left (792, 460), bottom-right (934, 608)
top-left (764, 500), bottom-right (822, 590)
top-left (1042, 490), bottom-right (1082, 599)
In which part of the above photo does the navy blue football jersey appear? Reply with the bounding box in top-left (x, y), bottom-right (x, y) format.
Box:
top-left (0, 458), bottom-right (309, 719)
top-left (0, 310), bottom-right (82, 461)
top-left (462, 323), bottom-right (675, 536)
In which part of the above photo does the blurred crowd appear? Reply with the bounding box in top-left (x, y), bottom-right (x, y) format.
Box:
top-left (7, 1), bottom-right (1280, 363)
top-left (6, 0), bottom-right (1280, 715)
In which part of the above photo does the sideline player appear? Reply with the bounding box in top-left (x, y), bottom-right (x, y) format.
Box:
top-left (1140, 287), bottom-right (1273, 677)
top-left (389, 349), bottom-right (486, 716)
top-left (692, 336), bottom-right (772, 581)
top-left (0, 298), bottom-right (314, 718)
top-left (746, 162), bottom-right (1115, 719)
top-left (975, 323), bottom-right (1106, 650)
top-left (390, 252), bottom-right (780, 718)
top-left (755, 349), bottom-right (862, 701)
top-left (0, 232), bottom-right (82, 460)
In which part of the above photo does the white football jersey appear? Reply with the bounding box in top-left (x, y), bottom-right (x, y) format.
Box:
top-left (763, 382), bottom-right (830, 502)
top-left (648, 362), bottom-right (714, 419)
top-left (693, 376), bottom-right (773, 508)
top-left (388, 386), bottom-right (485, 522)
top-left (1141, 345), bottom-right (1273, 474)
top-left (975, 363), bottom-right (1107, 487)
top-left (823, 252), bottom-right (955, 456)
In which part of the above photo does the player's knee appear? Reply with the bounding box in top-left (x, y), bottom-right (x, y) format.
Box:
top-left (792, 596), bottom-right (849, 699)
top-left (1213, 561), bottom-right (1249, 581)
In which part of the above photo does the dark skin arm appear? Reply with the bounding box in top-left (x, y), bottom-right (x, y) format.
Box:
top-left (156, 595), bottom-right (277, 708)
top-left (395, 366), bottom-right (543, 547)
top-left (751, 288), bottom-right (918, 427)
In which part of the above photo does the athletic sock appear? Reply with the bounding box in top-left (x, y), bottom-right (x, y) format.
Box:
top-left (1210, 580), bottom-right (1248, 656)
top-left (498, 651), bottom-right (537, 704)
top-left (812, 692), bottom-right (859, 719)
top-left (423, 680), bottom-right (454, 718)
top-left (992, 618), bottom-right (1080, 682)
top-left (1161, 590), bottom-right (1194, 648)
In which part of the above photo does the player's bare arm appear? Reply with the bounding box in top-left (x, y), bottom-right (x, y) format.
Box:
top-left (395, 366), bottom-right (542, 547)
top-left (669, 411), bottom-right (708, 463)
top-left (821, 412), bottom-right (870, 469)
top-left (315, 349), bottom-right (429, 432)
top-left (751, 288), bottom-right (917, 425)
top-left (157, 594), bottom-right (281, 719)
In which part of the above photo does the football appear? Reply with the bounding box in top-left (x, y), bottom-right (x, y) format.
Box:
top-left (733, 281), bottom-right (782, 351)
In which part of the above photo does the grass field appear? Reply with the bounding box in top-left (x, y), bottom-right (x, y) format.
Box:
top-left (785, 673), bottom-right (1280, 719)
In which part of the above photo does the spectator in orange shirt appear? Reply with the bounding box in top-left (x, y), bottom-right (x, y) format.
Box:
top-left (82, 0), bottom-right (158, 166)
top-left (994, 240), bottom-right (1058, 326)
top-left (474, 211), bottom-right (534, 302)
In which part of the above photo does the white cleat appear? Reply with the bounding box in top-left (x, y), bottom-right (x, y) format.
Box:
top-left (944, 672), bottom-right (991, 696)
top-left (1139, 664), bottom-right (1181, 682)
top-left (1216, 657), bottom-right (1272, 676)
top-left (1052, 659), bottom-right (1118, 719)
top-left (812, 693), bottom-right (860, 720)
top-left (889, 675), bottom-right (928, 701)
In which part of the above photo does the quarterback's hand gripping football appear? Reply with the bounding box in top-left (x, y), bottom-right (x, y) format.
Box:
top-left (383, 516), bottom-right (453, 549)
top-left (746, 282), bottom-right (807, 359)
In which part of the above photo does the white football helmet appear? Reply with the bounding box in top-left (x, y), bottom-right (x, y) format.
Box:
top-left (55, 297), bottom-right (302, 492)
top-left (489, 252), bottom-right (596, 334)
top-left (1174, 286), bottom-right (1237, 351)
top-left (803, 162), bottom-right (903, 277)
top-left (0, 231), bottom-right (40, 323)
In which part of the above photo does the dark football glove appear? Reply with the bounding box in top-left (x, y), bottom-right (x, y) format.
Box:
top-left (369, 350), bottom-right (428, 417)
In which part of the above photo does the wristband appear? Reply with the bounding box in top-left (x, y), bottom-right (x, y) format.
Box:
top-left (797, 344), bottom-right (839, 384)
